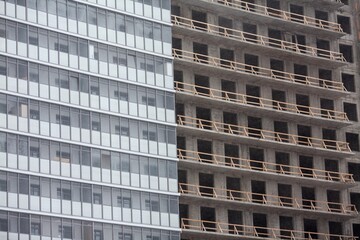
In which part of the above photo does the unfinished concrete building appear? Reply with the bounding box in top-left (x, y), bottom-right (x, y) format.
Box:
top-left (171, 0), bottom-right (360, 239)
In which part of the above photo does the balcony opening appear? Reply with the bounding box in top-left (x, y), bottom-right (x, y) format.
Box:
top-left (196, 107), bottom-right (211, 130)
top-left (197, 139), bottom-right (213, 162)
top-left (251, 180), bottom-right (266, 203)
top-left (228, 210), bottom-right (243, 234)
top-left (179, 204), bottom-right (189, 228)
top-left (317, 39), bottom-right (330, 58)
top-left (218, 16), bottom-right (233, 33)
top-left (327, 190), bottom-right (341, 212)
top-left (272, 89), bottom-right (286, 109)
top-left (299, 155), bottom-right (313, 178)
top-left (176, 103), bottom-right (185, 119)
top-left (248, 116), bottom-right (262, 138)
top-left (223, 112), bottom-right (238, 133)
top-left (278, 184), bottom-right (292, 207)
top-left (178, 169), bottom-right (187, 190)
top-left (225, 144), bottom-right (239, 166)
top-left (302, 187), bottom-right (316, 209)
top-left (279, 216), bottom-right (294, 238)
top-left (319, 69), bottom-right (332, 87)
top-left (243, 22), bottom-right (257, 43)
top-left (268, 29), bottom-right (282, 48)
top-left (266, 0), bottom-right (281, 17)
top-left (227, 177), bottom-right (241, 200)
top-left (348, 163), bottom-right (360, 181)
top-left (253, 213), bottom-right (268, 238)
top-left (290, 4), bottom-right (304, 23)
top-left (296, 94), bottom-right (310, 115)
top-left (174, 70), bottom-right (183, 89)
top-left (177, 136), bottom-right (186, 156)
top-left (337, 15), bottom-right (351, 34)
top-left (171, 5), bottom-right (181, 17)
top-left (270, 59), bottom-right (284, 78)
top-left (241, 0), bottom-right (255, 12)
top-left (292, 34), bottom-right (306, 53)
top-left (339, 44), bottom-right (353, 63)
top-left (354, 224), bottom-right (360, 240)
top-left (304, 219), bottom-right (318, 239)
top-left (294, 64), bottom-right (308, 84)
top-left (191, 10), bottom-right (207, 30)
top-left (315, 10), bottom-right (329, 28)
top-left (297, 124), bottom-right (311, 146)
top-left (275, 152), bottom-right (290, 174)
top-left (343, 102), bottom-right (358, 121)
top-left (222, 80), bottom-right (237, 100)
top-left (244, 54), bottom-right (259, 74)
top-left (201, 207), bottom-right (216, 231)
top-left (194, 74), bottom-right (210, 95)
top-left (320, 98), bottom-right (334, 118)
top-left (322, 128), bottom-right (337, 149)
top-left (329, 222), bottom-right (343, 238)
top-left (346, 133), bottom-right (359, 151)
top-left (193, 42), bottom-right (208, 64)
top-left (220, 48), bottom-right (235, 68)
top-left (350, 193), bottom-right (360, 213)
top-left (342, 73), bottom-right (355, 92)
top-left (199, 173), bottom-right (214, 197)
top-left (274, 121), bottom-right (289, 142)
top-left (246, 85), bottom-right (260, 105)
top-left (249, 147), bottom-right (264, 170)
top-left (172, 38), bottom-right (182, 55)
top-left (325, 159), bottom-right (339, 181)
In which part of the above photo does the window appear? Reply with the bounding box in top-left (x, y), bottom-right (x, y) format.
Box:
top-left (337, 15), bottom-right (351, 34)
top-left (346, 133), bottom-right (359, 151)
top-left (342, 73), bottom-right (355, 92)
top-left (348, 163), bottom-right (360, 181)
top-left (339, 44), bottom-right (353, 63)
top-left (59, 226), bottom-right (72, 239)
top-left (344, 102), bottom-right (358, 121)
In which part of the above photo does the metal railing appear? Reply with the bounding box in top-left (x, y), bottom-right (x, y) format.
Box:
top-left (179, 183), bottom-right (358, 215)
top-left (174, 81), bottom-right (349, 122)
top-left (177, 115), bottom-right (351, 153)
top-left (173, 49), bottom-right (347, 92)
top-left (172, 15), bottom-right (345, 62)
top-left (177, 149), bottom-right (355, 184)
top-left (181, 218), bottom-right (357, 240)
top-left (196, 0), bottom-right (343, 33)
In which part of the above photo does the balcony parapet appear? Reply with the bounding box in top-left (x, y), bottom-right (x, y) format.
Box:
top-left (180, 218), bottom-right (358, 240)
top-left (173, 49), bottom-right (348, 95)
top-left (177, 149), bottom-right (356, 186)
top-left (172, 15), bottom-right (346, 65)
top-left (179, 183), bottom-right (358, 216)
top-left (177, 115), bottom-right (352, 155)
top-left (174, 81), bottom-right (349, 127)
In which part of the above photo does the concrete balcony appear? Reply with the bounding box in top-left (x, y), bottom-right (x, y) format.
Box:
top-left (177, 149), bottom-right (356, 190)
top-left (180, 218), bottom-right (357, 240)
top-left (176, 0), bottom-right (345, 38)
top-left (177, 115), bottom-right (353, 158)
top-left (172, 15), bottom-right (347, 69)
top-left (173, 49), bottom-right (348, 98)
top-left (179, 183), bottom-right (358, 218)
top-left (175, 81), bottom-right (350, 129)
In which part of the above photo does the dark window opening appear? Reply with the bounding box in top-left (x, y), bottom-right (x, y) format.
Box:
top-left (315, 10), bottom-right (329, 29)
top-left (272, 89), bottom-right (286, 110)
top-left (223, 112), bottom-right (238, 133)
top-left (252, 180), bottom-right (266, 204)
top-left (299, 155), bottom-right (313, 178)
top-left (329, 222), bottom-right (342, 240)
top-left (253, 213), bottom-right (268, 238)
top-left (320, 98), bottom-right (334, 119)
top-left (178, 170), bottom-right (187, 191)
top-left (270, 59), bottom-right (284, 78)
top-left (279, 216), bottom-right (294, 239)
top-left (220, 48), bottom-right (235, 68)
top-left (350, 193), bottom-right (360, 214)
top-left (297, 125), bottom-right (312, 146)
top-left (348, 163), bottom-right (360, 181)
top-left (317, 39), bottom-right (330, 58)
top-left (319, 69), bottom-right (332, 88)
top-left (290, 4), bottom-right (304, 23)
top-left (303, 219), bottom-right (318, 240)
top-left (249, 148), bottom-right (264, 170)
top-left (354, 224), bottom-right (360, 240)
top-left (193, 42), bottom-right (208, 64)
top-left (278, 184), bottom-right (292, 207)
top-left (302, 187), bottom-right (316, 210)
top-left (268, 28), bottom-right (282, 48)
top-left (339, 44), bottom-right (353, 63)
top-left (275, 152), bottom-right (290, 174)
top-left (191, 10), bottom-right (207, 30)
top-left (327, 190), bottom-right (341, 212)
top-left (177, 136), bottom-right (186, 156)
top-left (194, 75), bottom-right (210, 95)
top-left (246, 85), bottom-right (260, 105)
top-left (241, 0), bottom-right (255, 11)
top-left (218, 16), bottom-right (233, 36)
top-left (176, 103), bottom-right (184, 119)
top-left (342, 73), bottom-right (355, 92)
top-left (199, 173), bottom-right (214, 197)
top-left (346, 133), bottom-right (359, 151)
top-left (274, 121), bottom-right (289, 142)
top-left (243, 23), bottom-right (257, 43)
top-left (296, 94), bottom-right (310, 115)
top-left (228, 210), bottom-right (243, 234)
top-left (172, 38), bottom-right (182, 57)
top-left (201, 207), bottom-right (216, 232)
top-left (222, 80), bottom-right (236, 100)
top-left (197, 139), bottom-right (212, 162)
top-left (171, 5), bottom-right (181, 17)
top-left (337, 15), bottom-right (351, 34)
top-left (244, 54), bottom-right (259, 74)
top-left (292, 34), bottom-right (306, 53)
top-left (294, 64), bottom-right (308, 84)
top-left (227, 177), bottom-right (241, 200)
top-left (322, 128), bottom-right (337, 149)
top-left (325, 159), bottom-right (339, 181)
top-left (196, 107), bottom-right (211, 130)
top-left (179, 204), bottom-right (189, 227)
top-left (248, 116), bottom-right (262, 138)
top-left (267, 0), bottom-right (281, 17)
top-left (225, 144), bottom-right (239, 166)
top-left (174, 70), bottom-right (183, 89)
top-left (343, 102), bottom-right (358, 121)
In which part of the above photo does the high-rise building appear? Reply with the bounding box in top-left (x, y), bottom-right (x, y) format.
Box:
top-left (171, 0), bottom-right (360, 239)
top-left (0, 0), bottom-right (180, 239)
